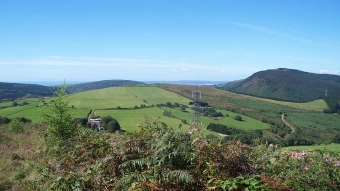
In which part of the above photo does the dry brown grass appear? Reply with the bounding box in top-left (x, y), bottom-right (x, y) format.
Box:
top-left (0, 123), bottom-right (46, 190)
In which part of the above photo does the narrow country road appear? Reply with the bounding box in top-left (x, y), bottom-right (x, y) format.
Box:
top-left (281, 113), bottom-right (295, 134)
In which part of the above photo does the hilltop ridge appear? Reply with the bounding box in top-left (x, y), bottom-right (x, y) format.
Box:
top-left (0, 82), bottom-right (53, 99)
top-left (219, 68), bottom-right (340, 103)
top-left (65, 80), bottom-right (145, 93)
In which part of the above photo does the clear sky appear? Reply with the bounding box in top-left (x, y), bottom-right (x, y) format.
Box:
top-left (1, 0), bottom-right (339, 83)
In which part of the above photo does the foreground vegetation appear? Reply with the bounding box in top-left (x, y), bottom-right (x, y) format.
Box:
top-left (1, 88), bottom-right (340, 190)
top-left (1, 119), bottom-right (340, 190)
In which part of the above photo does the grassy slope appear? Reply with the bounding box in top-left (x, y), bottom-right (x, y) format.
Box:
top-left (95, 107), bottom-right (191, 132)
top-left (0, 101), bottom-right (14, 107)
top-left (282, 143), bottom-right (340, 153)
top-left (286, 112), bottom-right (340, 130)
top-left (166, 107), bottom-right (270, 130)
top-left (251, 98), bottom-right (328, 112)
top-left (157, 84), bottom-right (327, 112)
top-left (0, 102), bottom-right (40, 117)
top-left (0, 99), bottom-right (90, 122)
top-left (65, 86), bottom-right (192, 109)
top-left (96, 106), bottom-right (270, 132)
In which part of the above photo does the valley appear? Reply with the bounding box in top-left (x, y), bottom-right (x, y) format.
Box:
top-left (1, 69), bottom-right (340, 190)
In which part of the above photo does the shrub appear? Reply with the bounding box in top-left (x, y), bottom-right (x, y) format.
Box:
top-left (234, 115), bottom-right (243, 121)
top-left (8, 119), bottom-right (24, 133)
top-left (0, 116), bottom-right (12, 124)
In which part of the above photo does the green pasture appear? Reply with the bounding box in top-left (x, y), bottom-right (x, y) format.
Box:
top-left (97, 105), bottom-right (270, 132)
top-left (0, 99), bottom-right (89, 122)
top-left (258, 98), bottom-right (328, 112)
top-left (286, 112), bottom-right (340, 131)
top-left (229, 97), bottom-right (328, 114)
top-left (229, 98), bottom-right (300, 114)
top-left (65, 86), bottom-right (192, 109)
top-left (0, 102), bottom-right (40, 116)
top-left (95, 107), bottom-right (191, 132)
top-left (165, 107), bottom-right (270, 130)
top-left (282, 143), bottom-right (340, 153)
top-left (0, 101), bottom-right (13, 107)
top-left (16, 98), bottom-right (41, 102)
top-left (215, 110), bottom-right (271, 130)
top-left (0, 100), bottom-right (39, 107)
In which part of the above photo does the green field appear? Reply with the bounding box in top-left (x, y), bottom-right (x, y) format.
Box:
top-left (0, 102), bottom-right (40, 116)
top-left (282, 143), bottom-right (340, 153)
top-left (256, 98), bottom-right (328, 112)
top-left (286, 112), bottom-right (340, 130)
top-left (95, 106), bottom-right (270, 132)
top-left (166, 107), bottom-right (270, 130)
top-left (0, 101), bottom-right (14, 107)
top-left (95, 107), bottom-right (191, 132)
top-left (0, 103), bottom-right (90, 122)
top-left (65, 86), bottom-right (192, 109)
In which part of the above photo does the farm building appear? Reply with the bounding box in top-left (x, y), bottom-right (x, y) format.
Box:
top-left (89, 118), bottom-right (102, 129)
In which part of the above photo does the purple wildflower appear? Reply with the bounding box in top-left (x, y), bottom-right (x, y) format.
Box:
top-left (198, 141), bottom-right (204, 148)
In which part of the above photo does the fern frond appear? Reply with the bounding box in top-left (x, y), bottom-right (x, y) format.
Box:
top-left (161, 170), bottom-right (194, 184)
top-left (114, 172), bottom-right (152, 191)
top-left (120, 157), bottom-right (152, 171)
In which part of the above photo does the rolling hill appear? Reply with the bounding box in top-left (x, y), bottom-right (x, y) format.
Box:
top-left (65, 86), bottom-right (192, 109)
top-left (218, 68), bottom-right (340, 104)
top-left (66, 80), bottom-right (145, 93)
top-left (0, 82), bottom-right (52, 100)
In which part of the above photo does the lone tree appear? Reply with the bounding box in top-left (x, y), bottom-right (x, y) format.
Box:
top-left (234, 115), bottom-right (243, 121)
top-left (43, 84), bottom-right (76, 153)
top-left (101, 115), bottom-right (121, 133)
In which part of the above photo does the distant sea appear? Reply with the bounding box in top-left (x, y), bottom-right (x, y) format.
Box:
top-left (143, 80), bottom-right (229, 86)
top-left (9, 80), bottom-right (228, 86)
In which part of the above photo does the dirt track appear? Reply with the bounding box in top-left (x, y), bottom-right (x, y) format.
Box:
top-left (281, 113), bottom-right (295, 134)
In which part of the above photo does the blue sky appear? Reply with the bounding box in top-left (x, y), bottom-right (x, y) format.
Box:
top-left (1, 0), bottom-right (339, 83)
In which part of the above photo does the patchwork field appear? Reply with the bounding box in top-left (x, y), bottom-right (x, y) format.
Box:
top-left (0, 85), bottom-right (337, 142)
top-left (95, 106), bottom-right (270, 132)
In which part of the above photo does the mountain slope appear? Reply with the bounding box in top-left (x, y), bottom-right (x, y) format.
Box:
top-left (66, 80), bottom-right (145, 93)
top-left (0, 82), bottom-right (52, 99)
top-left (219, 68), bottom-right (340, 103)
